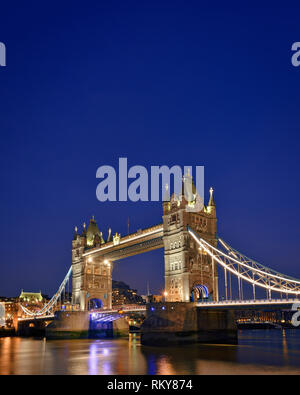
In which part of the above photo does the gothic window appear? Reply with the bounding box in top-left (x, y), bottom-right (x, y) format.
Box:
top-left (87, 268), bottom-right (92, 274)
top-left (190, 259), bottom-right (194, 270)
top-left (103, 270), bottom-right (107, 276)
top-left (95, 268), bottom-right (100, 275)
top-left (172, 215), bottom-right (177, 222)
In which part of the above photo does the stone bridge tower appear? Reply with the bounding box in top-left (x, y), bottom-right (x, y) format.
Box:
top-left (72, 217), bottom-right (112, 311)
top-left (163, 173), bottom-right (218, 302)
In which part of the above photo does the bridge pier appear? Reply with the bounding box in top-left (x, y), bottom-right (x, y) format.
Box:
top-left (45, 311), bottom-right (129, 339)
top-left (17, 318), bottom-right (51, 337)
top-left (46, 311), bottom-right (90, 339)
top-left (140, 302), bottom-right (237, 346)
top-left (89, 315), bottom-right (129, 338)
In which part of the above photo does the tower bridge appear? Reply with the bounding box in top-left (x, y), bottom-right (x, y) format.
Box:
top-left (19, 172), bottom-right (300, 343)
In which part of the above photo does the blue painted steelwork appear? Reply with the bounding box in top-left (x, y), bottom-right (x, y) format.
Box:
top-left (88, 298), bottom-right (103, 310)
top-left (191, 284), bottom-right (209, 301)
top-left (90, 313), bottom-right (122, 322)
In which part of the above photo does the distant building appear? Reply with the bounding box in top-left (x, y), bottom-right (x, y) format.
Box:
top-left (0, 303), bottom-right (5, 327)
top-left (112, 281), bottom-right (145, 306)
top-left (141, 294), bottom-right (163, 303)
top-left (0, 298), bottom-right (19, 329)
top-left (18, 291), bottom-right (45, 318)
top-left (0, 296), bottom-right (18, 303)
top-left (1, 292), bottom-right (47, 328)
top-left (19, 291), bottom-right (43, 304)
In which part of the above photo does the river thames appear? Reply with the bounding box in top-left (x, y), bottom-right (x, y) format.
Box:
top-left (1, 330), bottom-right (300, 375)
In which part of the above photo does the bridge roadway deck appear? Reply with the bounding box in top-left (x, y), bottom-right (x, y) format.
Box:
top-left (18, 305), bottom-right (146, 321)
top-left (18, 315), bottom-right (55, 322)
top-left (91, 305), bottom-right (147, 314)
top-left (19, 299), bottom-right (300, 321)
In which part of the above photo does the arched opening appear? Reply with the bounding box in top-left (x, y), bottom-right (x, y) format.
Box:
top-left (191, 284), bottom-right (209, 302)
top-left (88, 298), bottom-right (103, 311)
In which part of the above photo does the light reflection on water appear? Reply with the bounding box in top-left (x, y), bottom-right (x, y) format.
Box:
top-left (1, 330), bottom-right (300, 375)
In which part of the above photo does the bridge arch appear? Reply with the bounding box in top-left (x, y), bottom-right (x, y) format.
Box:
top-left (88, 298), bottom-right (103, 311)
top-left (191, 284), bottom-right (209, 302)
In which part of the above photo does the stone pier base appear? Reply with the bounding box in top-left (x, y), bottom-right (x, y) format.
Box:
top-left (89, 316), bottom-right (129, 338)
top-left (141, 302), bottom-right (237, 346)
top-left (46, 311), bottom-right (90, 339)
top-left (46, 311), bottom-right (129, 339)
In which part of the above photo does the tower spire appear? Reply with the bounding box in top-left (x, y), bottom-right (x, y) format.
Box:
top-left (73, 226), bottom-right (78, 240)
top-left (81, 222), bottom-right (87, 237)
top-left (107, 227), bottom-right (112, 242)
top-left (208, 187), bottom-right (216, 207)
top-left (163, 183), bottom-right (170, 201)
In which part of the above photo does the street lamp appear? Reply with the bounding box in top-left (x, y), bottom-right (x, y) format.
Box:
top-left (163, 291), bottom-right (168, 302)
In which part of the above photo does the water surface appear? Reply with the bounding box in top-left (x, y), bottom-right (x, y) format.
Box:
top-left (1, 330), bottom-right (300, 375)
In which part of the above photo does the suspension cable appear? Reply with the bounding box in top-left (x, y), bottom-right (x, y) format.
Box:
top-left (20, 266), bottom-right (72, 317)
top-left (188, 227), bottom-right (300, 296)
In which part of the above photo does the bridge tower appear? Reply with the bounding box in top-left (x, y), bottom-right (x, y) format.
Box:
top-left (72, 218), bottom-right (112, 311)
top-left (162, 174), bottom-right (218, 302)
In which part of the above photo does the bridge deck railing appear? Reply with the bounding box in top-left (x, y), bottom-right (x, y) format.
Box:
top-left (197, 298), bottom-right (300, 306)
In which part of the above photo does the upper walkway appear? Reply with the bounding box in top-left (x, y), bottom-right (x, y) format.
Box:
top-left (83, 224), bottom-right (164, 260)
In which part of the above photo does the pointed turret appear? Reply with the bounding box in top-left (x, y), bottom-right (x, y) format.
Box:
top-left (163, 183), bottom-right (170, 202)
top-left (208, 187), bottom-right (216, 207)
top-left (73, 226), bottom-right (78, 240)
top-left (181, 169), bottom-right (197, 202)
top-left (81, 222), bottom-right (87, 238)
top-left (162, 183), bottom-right (170, 214)
top-left (207, 187), bottom-right (216, 216)
top-left (100, 231), bottom-right (105, 244)
top-left (107, 227), bottom-right (112, 242)
top-left (86, 216), bottom-right (101, 247)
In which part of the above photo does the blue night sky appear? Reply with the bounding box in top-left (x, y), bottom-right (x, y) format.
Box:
top-left (0, 1), bottom-right (300, 297)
